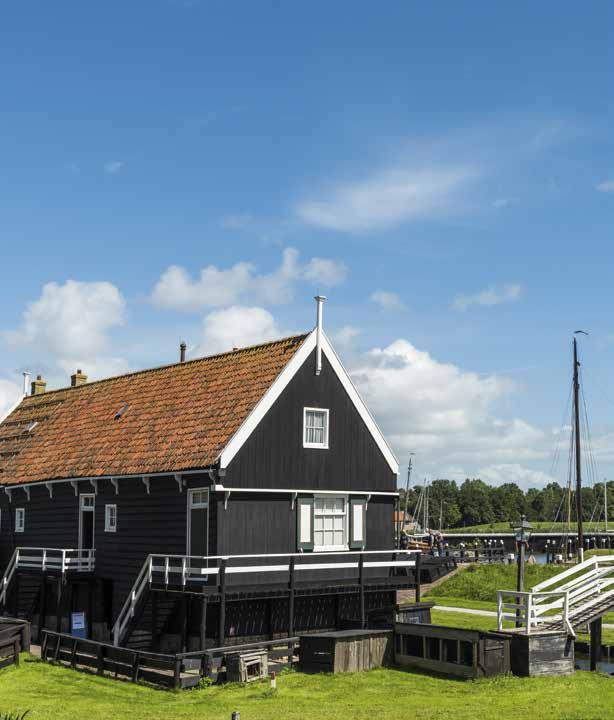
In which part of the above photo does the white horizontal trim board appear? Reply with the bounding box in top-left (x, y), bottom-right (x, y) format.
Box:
top-left (213, 485), bottom-right (398, 497)
top-left (150, 548), bottom-right (418, 561)
top-left (150, 559), bottom-right (416, 577)
top-left (218, 329), bottom-right (399, 474)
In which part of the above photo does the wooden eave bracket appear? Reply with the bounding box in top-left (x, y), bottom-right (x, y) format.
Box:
top-left (70, 480), bottom-right (79, 497)
top-left (110, 478), bottom-right (119, 495)
top-left (45, 482), bottom-right (53, 499)
top-left (89, 478), bottom-right (98, 494)
top-left (291, 492), bottom-right (298, 510)
top-left (23, 486), bottom-right (30, 501)
top-left (142, 476), bottom-right (151, 495)
top-left (4, 487), bottom-right (12, 503)
top-left (224, 490), bottom-right (231, 510)
top-left (174, 474), bottom-right (183, 493)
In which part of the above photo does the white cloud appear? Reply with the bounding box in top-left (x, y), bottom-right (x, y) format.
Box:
top-left (303, 257), bottom-right (348, 287)
top-left (151, 248), bottom-right (347, 312)
top-left (5, 280), bottom-right (128, 383)
top-left (56, 357), bottom-right (131, 381)
top-left (0, 379), bottom-right (22, 421)
top-left (477, 463), bottom-right (556, 490)
top-left (104, 161), bottom-right (124, 175)
top-left (332, 325), bottom-right (361, 349)
top-left (197, 306), bottom-right (287, 355)
top-left (346, 338), bottom-right (548, 485)
top-left (7, 280), bottom-right (126, 357)
top-left (370, 290), bottom-right (406, 312)
top-left (596, 179), bottom-right (614, 193)
top-left (453, 284), bottom-right (522, 312)
top-left (296, 166), bottom-right (477, 233)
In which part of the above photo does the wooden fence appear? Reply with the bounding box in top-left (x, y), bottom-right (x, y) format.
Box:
top-left (41, 630), bottom-right (299, 689)
top-left (0, 617), bottom-right (30, 670)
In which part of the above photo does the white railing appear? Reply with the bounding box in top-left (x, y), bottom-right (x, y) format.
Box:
top-left (112, 548), bottom-right (419, 646)
top-left (497, 554), bottom-right (614, 636)
top-left (0, 547), bottom-right (95, 607)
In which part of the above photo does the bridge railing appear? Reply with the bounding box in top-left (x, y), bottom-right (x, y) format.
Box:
top-left (498, 554), bottom-right (614, 635)
top-left (497, 589), bottom-right (572, 635)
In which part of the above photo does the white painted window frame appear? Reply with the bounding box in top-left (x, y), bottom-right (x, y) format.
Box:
top-left (186, 487), bottom-right (209, 556)
top-left (79, 493), bottom-right (95, 551)
top-left (104, 503), bottom-right (117, 533)
top-left (15, 507), bottom-right (25, 533)
top-left (303, 407), bottom-right (329, 449)
top-left (313, 494), bottom-right (348, 552)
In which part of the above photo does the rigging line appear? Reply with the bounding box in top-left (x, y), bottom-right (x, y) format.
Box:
top-left (580, 366), bottom-right (600, 490)
top-left (549, 380), bottom-right (574, 479)
top-left (550, 420), bottom-right (574, 535)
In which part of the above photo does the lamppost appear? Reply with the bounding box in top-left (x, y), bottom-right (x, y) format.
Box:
top-left (512, 515), bottom-right (532, 627)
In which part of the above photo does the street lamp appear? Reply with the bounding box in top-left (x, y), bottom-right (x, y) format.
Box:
top-left (512, 515), bottom-right (532, 627)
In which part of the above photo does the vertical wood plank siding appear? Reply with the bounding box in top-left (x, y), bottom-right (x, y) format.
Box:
top-left (223, 349), bottom-right (396, 493)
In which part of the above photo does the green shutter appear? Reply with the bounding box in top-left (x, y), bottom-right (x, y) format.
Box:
top-left (349, 498), bottom-right (367, 550)
top-left (297, 496), bottom-right (314, 551)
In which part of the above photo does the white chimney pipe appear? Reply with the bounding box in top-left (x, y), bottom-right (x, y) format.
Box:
top-left (314, 295), bottom-right (326, 376)
top-left (22, 371), bottom-right (30, 397)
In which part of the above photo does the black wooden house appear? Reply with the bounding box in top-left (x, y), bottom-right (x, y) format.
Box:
top-left (0, 301), bottom-right (418, 651)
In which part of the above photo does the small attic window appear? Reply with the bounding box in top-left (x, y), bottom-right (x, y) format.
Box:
top-left (114, 403), bottom-right (129, 420)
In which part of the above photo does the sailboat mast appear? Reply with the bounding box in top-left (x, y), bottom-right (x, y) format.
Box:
top-left (403, 454), bottom-right (414, 530)
top-left (573, 337), bottom-right (584, 561)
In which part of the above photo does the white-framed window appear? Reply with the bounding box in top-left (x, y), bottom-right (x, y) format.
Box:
top-left (303, 408), bottom-right (329, 449)
top-left (190, 489), bottom-right (209, 508)
top-left (104, 504), bottom-right (117, 532)
top-left (81, 494), bottom-right (95, 510)
top-left (313, 495), bottom-right (347, 551)
top-left (15, 508), bottom-right (25, 533)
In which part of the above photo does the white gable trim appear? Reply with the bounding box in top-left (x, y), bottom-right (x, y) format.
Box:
top-left (218, 330), bottom-right (399, 475)
top-left (320, 333), bottom-right (398, 474)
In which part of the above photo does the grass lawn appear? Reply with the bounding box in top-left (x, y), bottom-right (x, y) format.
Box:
top-left (1, 654), bottom-right (613, 720)
top-left (423, 562), bottom-right (561, 603)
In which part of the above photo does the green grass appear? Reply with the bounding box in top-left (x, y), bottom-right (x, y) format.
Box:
top-left (424, 563), bottom-right (561, 603)
top-left (586, 548), bottom-right (614, 558)
top-left (444, 521), bottom-right (613, 534)
top-left (432, 609), bottom-right (614, 646)
top-left (1, 654), bottom-right (613, 720)
top-left (426, 596), bottom-right (498, 612)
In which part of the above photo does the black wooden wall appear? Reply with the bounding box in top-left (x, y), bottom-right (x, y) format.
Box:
top-left (224, 348), bottom-right (396, 493)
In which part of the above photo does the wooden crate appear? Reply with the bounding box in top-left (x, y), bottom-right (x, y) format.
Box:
top-left (226, 649), bottom-right (269, 683)
top-left (299, 629), bottom-right (392, 673)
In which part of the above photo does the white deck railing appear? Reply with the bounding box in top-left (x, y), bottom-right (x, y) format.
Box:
top-left (0, 547), bottom-right (95, 607)
top-left (112, 548), bottom-right (419, 646)
top-left (497, 554), bottom-right (614, 636)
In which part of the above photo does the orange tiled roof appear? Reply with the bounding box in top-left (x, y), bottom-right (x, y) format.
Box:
top-left (0, 334), bottom-right (308, 486)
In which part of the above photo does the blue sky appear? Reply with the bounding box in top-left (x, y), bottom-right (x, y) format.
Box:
top-left (1, 1), bottom-right (614, 489)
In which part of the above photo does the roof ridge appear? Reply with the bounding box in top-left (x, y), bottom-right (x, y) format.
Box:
top-left (19, 331), bottom-right (311, 400)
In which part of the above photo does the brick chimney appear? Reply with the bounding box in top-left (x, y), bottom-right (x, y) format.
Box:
top-left (31, 375), bottom-right (46, 395)
top-left (71, 369), bottom-right (88, 387)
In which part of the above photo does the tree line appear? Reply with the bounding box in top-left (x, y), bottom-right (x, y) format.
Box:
top-left (399, 478), bottom-right (614, 529)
